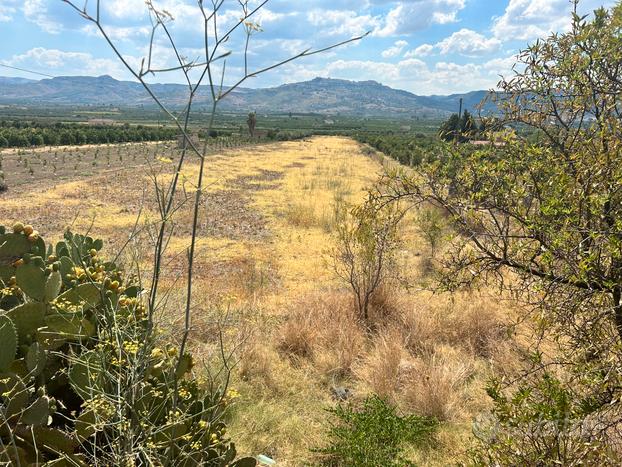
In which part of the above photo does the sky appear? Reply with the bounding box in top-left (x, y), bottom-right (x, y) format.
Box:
top-left (0, 0), bottom-right (617, 95)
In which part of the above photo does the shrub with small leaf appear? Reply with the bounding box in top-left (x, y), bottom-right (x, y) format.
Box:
top-left (314, 395), bottom-right (437, 466)
top-left (469, 373), bottom-right (618, 466)
top-left (0, 224), bottom-right (254, 466)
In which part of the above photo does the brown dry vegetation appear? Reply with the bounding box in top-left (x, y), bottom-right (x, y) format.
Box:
top-left (0, 135), bottom-right (519, 465)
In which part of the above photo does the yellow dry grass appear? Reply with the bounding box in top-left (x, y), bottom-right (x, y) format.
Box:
top-left (0, 136), bottom-right (514, 466)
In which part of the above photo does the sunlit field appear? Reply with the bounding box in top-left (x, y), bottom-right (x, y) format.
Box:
top-left (0, 136), bottom-right (517, 465)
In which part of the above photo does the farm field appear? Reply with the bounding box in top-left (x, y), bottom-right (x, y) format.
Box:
top-left (0, 135), bottom-right (514, 465)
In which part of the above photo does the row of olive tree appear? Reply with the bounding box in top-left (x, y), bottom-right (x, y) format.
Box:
top-left (0, 126), bottom-right (177, 147)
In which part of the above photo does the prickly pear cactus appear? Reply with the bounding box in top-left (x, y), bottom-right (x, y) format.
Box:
top-left (0, 223), bottom-right (113, 465)
top-left (0, 223), bottom-right (254, 467)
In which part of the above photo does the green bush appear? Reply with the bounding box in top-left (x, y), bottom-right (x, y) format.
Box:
top-left (315, 395), bottom-right (437, 466)
top-left (0, 224), bottom-right (254, 466)
top-left (469, 373), bottom-right (618, 466)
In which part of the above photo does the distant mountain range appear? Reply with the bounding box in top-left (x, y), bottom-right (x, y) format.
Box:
top-left (0, 75), bottom-right (493, 117)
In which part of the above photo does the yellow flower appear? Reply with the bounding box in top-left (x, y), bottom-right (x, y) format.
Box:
top-left (123, 340), bottom-right (140, 354)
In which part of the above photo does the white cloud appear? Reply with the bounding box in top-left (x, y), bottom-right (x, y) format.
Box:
top-left (492, 0), bottom-right (617, 41)
top-left (0, 0), bottom-right (18, 22)
top-left (8, 48), bottom-right (134, 78)
top-left (374, 0), bottom-right (466, 37)
top-left (102, 0), bottom-right (147, 20)
top-left (404, 44), bottom-right (435, 58)
top-left (253, 8), bottom-right (298, 24)
top-left (307, 10), bottom-right (380, 36)
top-left (23, 0), bottom-right (63, 34)
top-left (436, 29), bottom-right (501, 56)
top-left (81, 24), bottom-right (152, 41)
top-left (403, 29), bottom-right (500, 59)
top-left (381, 40), bottom-right (408, 58)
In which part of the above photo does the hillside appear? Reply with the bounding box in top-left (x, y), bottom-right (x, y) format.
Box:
top-left (0, 75), bottom-right (493, 117)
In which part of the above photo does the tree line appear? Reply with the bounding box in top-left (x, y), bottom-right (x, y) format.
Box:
top-left (354, 133), bottom-right (437, 167)
top-left (0, 121), bottom-right (177, 148)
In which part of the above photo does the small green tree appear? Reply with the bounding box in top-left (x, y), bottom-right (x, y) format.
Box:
top-left (333, 202), bottom-right (403, 322)
top-left (416, 206), bottom-right (445, 258)
top-left (247, 112), bottom-right (257, 138)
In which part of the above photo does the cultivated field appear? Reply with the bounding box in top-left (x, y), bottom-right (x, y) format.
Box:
top-left (0, 136), bottom-right (515, 465)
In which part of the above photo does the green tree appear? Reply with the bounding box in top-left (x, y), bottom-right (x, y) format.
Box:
top-left (376, 2), bottom-right (622, 462)
top-left (247, 112), bottom-right (257, 137)
top-left (460, 110), bottom-right (476, 137)
top-left (438, 113), bottom-right (460, 142)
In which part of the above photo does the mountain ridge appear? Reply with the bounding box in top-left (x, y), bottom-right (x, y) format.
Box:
top-left (0, 75), bottom-right (493, 117)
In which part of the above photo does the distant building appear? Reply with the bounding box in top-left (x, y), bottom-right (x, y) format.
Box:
top-left (88, 118), bottom-right (116, 125)
top-left (470, 140), bottom-right (506, 147)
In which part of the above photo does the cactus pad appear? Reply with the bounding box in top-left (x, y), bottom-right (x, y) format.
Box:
top-left (16, 261), bottom-right (47, 301)
top-left (7, 302), bottom-right (46, 344)
top-left (26, 342), bottom-right (47, 377)
top-left (21, 395), bottom-right (53, 426)
top-left (0, 316), bottom-right (17, 371)
top-left (56, 283), bottom-right (101, 310)
top-left (45, 270), bottom-right (62, 302)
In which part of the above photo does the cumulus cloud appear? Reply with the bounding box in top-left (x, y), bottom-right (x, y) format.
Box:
top-left (81, 24), bottom-right (152, 41)
top-left (307, 10), bottom-right (380, 36)
top-left (404, 44), bottom-right (435, 58)
top-left (102, 0), bottom-right (148, 20)
top-left (381, 40), bottom-right (408, 58)
top-left (374, 0), bottom-right (466, 37)
top-left (492, 0), bottom-right (617, 41)
top-left (402, 29), bottom-right (500, 58)
top-left (436, 29), bottom-right (501, 56)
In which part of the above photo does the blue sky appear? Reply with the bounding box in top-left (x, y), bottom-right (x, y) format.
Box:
top-left (0, 0), bottom-right (616, 94)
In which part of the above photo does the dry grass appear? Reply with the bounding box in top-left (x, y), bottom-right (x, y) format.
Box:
top-left (398, 292), bottom-right (506, 358)
top-left (400, 346), bottom-right (477, 421)
top-left (282, 201), bottom-right (318, 228)
top-left (353, 329), bottom-right (405, 399)
top-left (278, 291), bottom-right (366, 380)
top-left (0, 136), bottom-right (519, 466)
